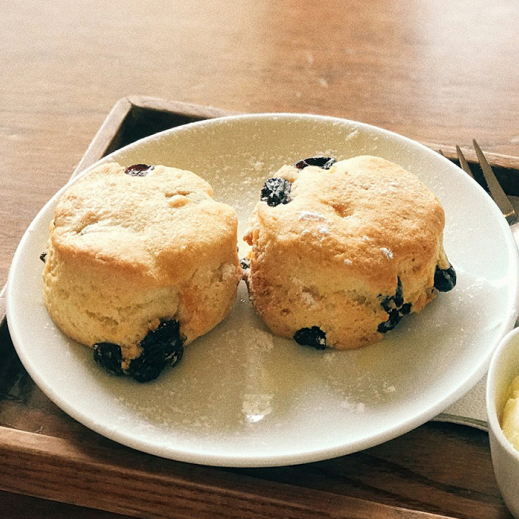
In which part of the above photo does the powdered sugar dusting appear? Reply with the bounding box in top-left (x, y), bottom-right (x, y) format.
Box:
top-left (252, 160), bottom-right (265, 172)
top-left (340, 398), bottom-right (366, 413)
top-left (383, 382), bottom-right (396, 394)
top-left (299, 210), bottom-right (326, 221)
top-left (323, 351), bottom-right (338, 363)
top-left (381, 247), bottom-right (393, 259)
top-left (301, 291), bottom-right (317, 307)
top-left (242, 393), bottom-right (274, 423)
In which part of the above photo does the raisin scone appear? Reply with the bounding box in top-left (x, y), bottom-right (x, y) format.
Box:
top-left (243, 155), bottom-right (456, 350)
top-left (42, 162), bottom-right (242, 382)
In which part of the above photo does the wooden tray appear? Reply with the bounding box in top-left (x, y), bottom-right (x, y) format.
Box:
top-left (0, 96), bottom-right (517, 519)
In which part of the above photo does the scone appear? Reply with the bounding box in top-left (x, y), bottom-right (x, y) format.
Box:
top-left (243, 155), bottom-right (456, 350)
top-left (42, 162), bottom-right (241, 381)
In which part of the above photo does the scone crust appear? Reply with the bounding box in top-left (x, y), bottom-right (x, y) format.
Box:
top-left (43, 162), bottom-right (241, 362)
top-left (244, 155), bottom-right (448, 349)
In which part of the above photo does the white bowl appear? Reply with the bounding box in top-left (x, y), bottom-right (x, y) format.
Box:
top-left (487, 326), bottom-right (519, 518)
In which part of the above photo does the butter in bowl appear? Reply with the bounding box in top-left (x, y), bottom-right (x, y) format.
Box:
top-left (487, 327), bottom-right (519, 518)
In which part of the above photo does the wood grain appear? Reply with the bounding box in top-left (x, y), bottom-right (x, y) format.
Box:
top-left (0, 97), bottom-right (515, 519)
top-left (0, 425), bottom-right (501, 519)
top-left (3, 0), bottom-right (519, 290)
top-left (0, 490), bottom-right (133, 519)
top-left (3, 0), bottom-right (519, 517)
top-left (72, 97), bottom-right (236, 179)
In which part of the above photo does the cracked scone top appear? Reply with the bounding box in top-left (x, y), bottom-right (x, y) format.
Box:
top-left (43, 162), bottom-right (242, 381)
top-left (243, 155), bottom-right (456, 350)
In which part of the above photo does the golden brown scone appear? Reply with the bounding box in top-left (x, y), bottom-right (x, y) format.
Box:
top-left (243, 155), bottom-right (456, 350)
top-left (43, 162), bottom-right (241, 381)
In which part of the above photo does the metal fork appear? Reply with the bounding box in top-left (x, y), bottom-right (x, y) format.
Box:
top-left (451, 140), bottom-right (518, 226)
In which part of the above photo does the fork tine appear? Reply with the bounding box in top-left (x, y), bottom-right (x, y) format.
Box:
top-left (456, 146), bottom-right (476, 180)
top-left (473, 139), bottom-right (518, 225)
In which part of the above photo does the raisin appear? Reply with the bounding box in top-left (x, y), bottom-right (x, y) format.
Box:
top-left (294, 156), bottom-right (336, 170)
top-left (128, 347), bottom-right (167, 383)
top-left (394, 278), bottom-right (404, 307)
top-left (39, 252), bottom-right (47, 263)
top-left (145, 320), bottom-right (180, 352)
top-left (399, 303), bottom-right (412, 315)
top-left (93, 342), bottom-right (124, 375)
top-left (434, 265), bottom-right (457, 292)
top-left (294, 326), bottom-right (327, 350)
top-left (155, 320), bottom-right (184, 364)
top-left (168, 345), bottom-right (184, 368)
top-left (125, 164), bottom-right (154, 176)
top-left (261, 177), bottom-right (292, 207)
top-left (129, 319), bottom-right (184, 382)
top-left (377, 310), bottom-right (402, 333)
top-left (378, 277), bottom-right (412, 334)
top-left (380, 277), bottom-right (404, 312)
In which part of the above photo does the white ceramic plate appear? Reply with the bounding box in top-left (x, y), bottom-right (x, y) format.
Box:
top-left (7, 114), bottom-right (519, 467)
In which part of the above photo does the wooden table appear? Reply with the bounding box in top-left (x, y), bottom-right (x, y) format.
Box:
top-left (2, 1), bottom-right (519, 517)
